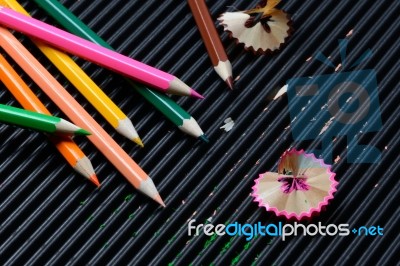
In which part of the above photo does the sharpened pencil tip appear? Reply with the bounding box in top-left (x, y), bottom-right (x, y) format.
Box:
top-left (133, 137), bottom-right (144, 148)
top-left (199, 134), bottom-right (209, 143)
top-left (75, 128), bottom-right (91, 136)
top-left (154, 194), bottom-right (166, 207)
top-left (89, 174), bottom-right (101, 187)
top-left (225, 76), bottom-right (234, 90)
top-left (190, 89), bottom-right (205, 99)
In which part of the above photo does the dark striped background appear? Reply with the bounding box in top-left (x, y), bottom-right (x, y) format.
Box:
top-left (0, 0), bottom-right (398, 265)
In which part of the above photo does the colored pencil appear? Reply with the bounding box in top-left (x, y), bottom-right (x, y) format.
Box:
top-left (0, 6), bottom-right (203, 99)
top-left (188, 0), bottom-right (233, 89)
top-left (0, 27), bottom-right (165, 207)
top-left (32, 0), bottom-right (209, 143)
top-left (0, 103), bottom-right (91, 135)
top-left (0, 0), bottom-right (143, 147)
top-left (0, 53), bottom-right (99, 186)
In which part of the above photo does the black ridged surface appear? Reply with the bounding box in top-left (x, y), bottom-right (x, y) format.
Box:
top-left (0, 0), bottom-right (399, 265)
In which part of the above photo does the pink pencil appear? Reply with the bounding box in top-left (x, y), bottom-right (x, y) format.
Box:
top-left (0, 6), bottom-right (203, 99)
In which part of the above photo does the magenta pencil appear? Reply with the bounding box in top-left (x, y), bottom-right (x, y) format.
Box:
top-left (0, 6), bottom-right (203, 99)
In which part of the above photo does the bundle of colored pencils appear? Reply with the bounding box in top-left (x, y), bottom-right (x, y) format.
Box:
top-left (0, 0), bottom-right (216, 206)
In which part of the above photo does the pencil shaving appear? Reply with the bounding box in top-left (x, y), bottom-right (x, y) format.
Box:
top-left (273, 84), bottom-right (287, 99)
top-left (218, 0), bottom-right (292, 55)
top-left (252, 149), bottom-right (338, 220)
top-left (220, 117), bottom-right (235, 132)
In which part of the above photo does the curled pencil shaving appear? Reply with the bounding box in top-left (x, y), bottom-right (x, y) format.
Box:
top-left (252, 149), bottom-right (338, 220)
top-left (218, 0), bottom-right (292, 54)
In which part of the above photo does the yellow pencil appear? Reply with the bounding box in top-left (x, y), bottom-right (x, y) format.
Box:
top-left (1, 0), bottom-right (143, 147)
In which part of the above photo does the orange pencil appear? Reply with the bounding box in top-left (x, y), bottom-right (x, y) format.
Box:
top-left (0, 27), bottom-right (164, 206)
top-left (0, 53), bottom-right (99, 187)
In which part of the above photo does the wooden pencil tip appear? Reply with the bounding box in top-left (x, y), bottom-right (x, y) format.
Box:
top-left (225, 76), bottom-right (234, 90)
top-left (90, 174), bottom-right (101, 187)
top-left (190, 89), bottom-right (205, 99)
top-left (154, 194), bottom-right (166, 207)
top-left (75, 128), bottom-right (91, 136)
top-left (133, 137), bottom-right (144, 148)
top-left (199, 134), bottom-right (209, 143)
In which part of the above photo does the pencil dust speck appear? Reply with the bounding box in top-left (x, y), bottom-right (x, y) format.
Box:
top-left (220, 237), bottom-right (235, 254)
top-left (124, 194), bottom-right (133, 202)
top-left (203, 233), bottom-right (217, 250)
top-left (231, 253), bottom-right (241, 265)
top-left (168, 232), bottom-right (179, 245)
top-left (220, 117), bottom-right (235, 132)
top-left (346, 29), bottom-right (354, 37)
top-left (273, 84), bottom-right (288, 100)
top-left (187, 211), bottom-right (198, 222)
top-left (319, 117), bottom-right (335, 135)
top-left (87, 215), bottom-right (94, 222)
top-left (176, 251), bottom-right (183, 259)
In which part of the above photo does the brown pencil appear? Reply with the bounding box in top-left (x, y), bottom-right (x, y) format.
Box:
top-left (188, 0), bottom-right (233, 89)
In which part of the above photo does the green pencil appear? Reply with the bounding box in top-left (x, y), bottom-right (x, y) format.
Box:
top-left (0, 103), bottom-right (90, 135)
top-left (33, 0), bottom-right (209, 143)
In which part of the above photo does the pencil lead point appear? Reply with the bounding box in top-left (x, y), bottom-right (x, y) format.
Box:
top-left (226, 76), bottom-right (234, 89)
top-left (199, 134), bottom-right (209, 143)
top-left (133, 137), bottom-right (144, 148)
top-left (154, 194), bottom-right (166, 207)
top-left (190, 89), bottom-right (205, 99)
top-left (90, 174), bottom-right (101, 187)
top-left (75, 128), bottom-right (91, 136)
